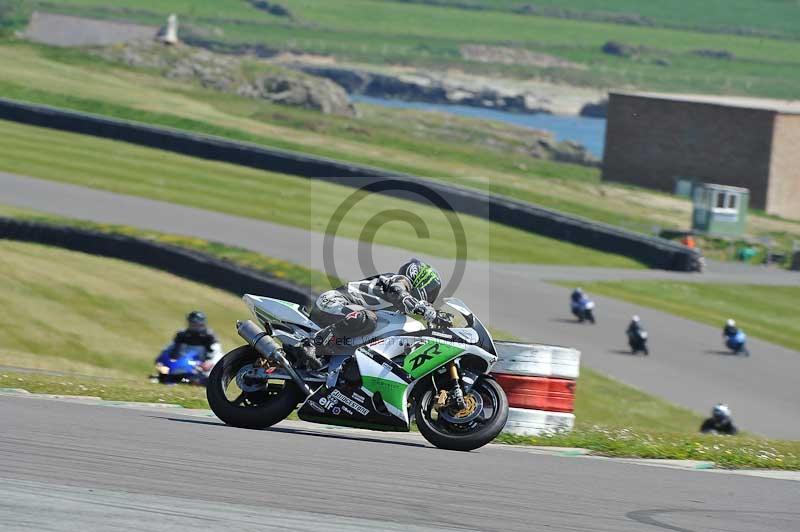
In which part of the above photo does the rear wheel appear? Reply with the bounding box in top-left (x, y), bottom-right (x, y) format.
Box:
top-left (414, 376), bottom-right (508, 452)
top-left (207, 345), bottom-right (302, 429)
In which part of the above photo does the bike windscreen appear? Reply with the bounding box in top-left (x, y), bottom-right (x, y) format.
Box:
top-left (441, 298), bottom-right (496, 356)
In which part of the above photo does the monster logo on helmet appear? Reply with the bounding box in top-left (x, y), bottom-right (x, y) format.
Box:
top-left (399, 258), bottom-right (441, 303)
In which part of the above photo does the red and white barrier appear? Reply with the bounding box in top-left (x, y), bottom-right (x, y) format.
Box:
top-left (492, 342), bottom-right (580, 380)
top-left (493, 342), bottom-right (580, 436)
top-left (504, 408), bottom-right (575, 436)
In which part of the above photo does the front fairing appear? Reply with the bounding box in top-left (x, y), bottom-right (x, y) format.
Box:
top-left (155, 344), bottom-right (205, 375)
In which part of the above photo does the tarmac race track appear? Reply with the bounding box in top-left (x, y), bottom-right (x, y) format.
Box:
top-left (1, 395), bottom-right (799, 532)
top-left (3, 173), bottom-right (799, 439)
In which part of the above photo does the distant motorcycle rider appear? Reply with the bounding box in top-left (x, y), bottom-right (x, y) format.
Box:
top-left (723, 318), bottom-right (738, 338)
top-left (700, 403), bottom-right (738, 436)
top-left (302, 258), bottom-right (442, 369)
top-left (571, 287), bottom-right (584, 304)
top-left (626, 315), bottom-right (648, 355)
top-left (170, 311), bottom-right (219, 360)
top-left (627, 315), bottom-right (643, 337)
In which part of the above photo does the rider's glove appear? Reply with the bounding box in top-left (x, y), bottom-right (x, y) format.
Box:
top-left (417, 302), bottom-right (437, 321)
top-left (402, 296), bottom-right (436, 321)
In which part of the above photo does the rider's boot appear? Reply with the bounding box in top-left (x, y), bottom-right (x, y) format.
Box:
top-left (299, 339), bottom-right (324, 370)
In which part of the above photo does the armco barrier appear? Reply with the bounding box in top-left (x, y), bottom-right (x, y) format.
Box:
top-left (0, 98), bottom-right (701, 271)
top-left (0, 218), bottom-right (315, 306)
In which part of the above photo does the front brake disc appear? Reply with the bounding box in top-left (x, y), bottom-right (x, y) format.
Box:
top-left (440, 391), bottom-right (484, 424)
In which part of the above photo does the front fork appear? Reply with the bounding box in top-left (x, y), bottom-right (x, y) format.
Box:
top-left (434, 361), bottom-right (468, 418)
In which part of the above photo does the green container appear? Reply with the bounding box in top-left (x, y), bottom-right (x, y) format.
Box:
top-left (691, 183), bottom-right (749, 237)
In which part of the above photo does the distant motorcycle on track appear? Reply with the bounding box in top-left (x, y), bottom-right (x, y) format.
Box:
top-left (626, 315), bottom-right (648, 355)
top-left (628, 329), bottom-right (649, 355)
top-left (724, 330), bottom-right (750, 357)
top-left (571, 296), bottom-right (596, 324)
top-left (152, 343), bottom-right (222, 385)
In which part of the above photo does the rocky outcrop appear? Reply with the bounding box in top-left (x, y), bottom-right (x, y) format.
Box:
top-left (579, 99), bottom-right (608, 118)
top-left (294, 65), bottom-right (565, 114)
top-left (96, 41), bottom-right (355, 116)
top-left (248, 1), bottom-right (293, 19)
top-left (601, 41), bottom-right (640, 58)
top-left (459, 44), bottom-right (584, 70)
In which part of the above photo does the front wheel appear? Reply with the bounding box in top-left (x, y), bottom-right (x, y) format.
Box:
top-left (207, 345), bottom-right (303, 429)
top-left (414, 376), bottom-right (509, 452)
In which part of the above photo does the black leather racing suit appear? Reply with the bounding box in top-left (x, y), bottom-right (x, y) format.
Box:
top-left (700, 417), bottom-right (738, 435)
top-left (171, 328), bottom-right (218, 359)
top-left (309, 274), bottom-right (435, 353)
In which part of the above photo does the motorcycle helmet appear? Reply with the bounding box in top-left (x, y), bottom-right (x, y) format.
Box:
top-left (632, 315), bottom-right (640, 322)
top-left (712, 403), bottom-right (731, 421)
top-left (398, 258), bottom-right (441, 303)
top-left (726, 319), bottom-right (736, 327)
top-left (187, 310), bottom-right (207, 331)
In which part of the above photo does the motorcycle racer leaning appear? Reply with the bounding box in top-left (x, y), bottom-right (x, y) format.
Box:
top-left (301, 258), bottom-right (442, 369)
top-left (170, 310), bottom-right (220, 360)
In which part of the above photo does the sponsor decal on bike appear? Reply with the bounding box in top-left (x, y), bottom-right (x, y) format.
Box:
top-left (332, 406), bottom-right (341, 415)
top-left (351, 392), bottom-right (366, 404)
top-left (309, 401), bottom-right (325, 413)
top-left (403, 340), bottom-right (464, 379)
top-left (330, 389), bottom-right (369, 416)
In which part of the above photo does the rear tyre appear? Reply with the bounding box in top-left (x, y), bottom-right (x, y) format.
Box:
top-left (414, 376), bottom-right (509, 452)
top-left (207, 345), bottom-right (302, 429)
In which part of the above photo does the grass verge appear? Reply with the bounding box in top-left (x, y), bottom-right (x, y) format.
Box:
top-left (0, 370), bottom-right (209, 409)
top-left (496, 429), bottom-right (800, 470)
top-left (556, 280), bottom-right (800, 353)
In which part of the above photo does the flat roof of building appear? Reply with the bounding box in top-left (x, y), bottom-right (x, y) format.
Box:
top-left (611, 91), bottom-right (800, 115)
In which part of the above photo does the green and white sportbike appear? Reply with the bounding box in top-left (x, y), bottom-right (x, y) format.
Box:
top-left (207, 294), bottom-right (509, 451)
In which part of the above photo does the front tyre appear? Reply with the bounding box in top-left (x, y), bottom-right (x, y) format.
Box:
top-left (414, 376), bottom-right (509, 452)
top-left (207, 345), bottom-right (302, 429)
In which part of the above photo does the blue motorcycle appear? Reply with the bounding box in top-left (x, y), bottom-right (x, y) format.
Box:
top-left (571, 297), bottom-right (596, 324)
top-left (724, 330), bottom-right (750, 357)
top-left (153, 343), bottom-right (221, 385)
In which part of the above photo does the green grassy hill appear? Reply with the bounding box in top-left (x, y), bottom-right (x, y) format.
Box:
top-left (22, 0), bottom-right (800, 99)
top-left (389, 0), bottom-right (800, 39)
top-left (0, 240), bottom-right (245, 376)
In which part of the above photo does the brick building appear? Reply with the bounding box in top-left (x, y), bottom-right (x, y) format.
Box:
top-left (602, 91), bottom-right (800, 221)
